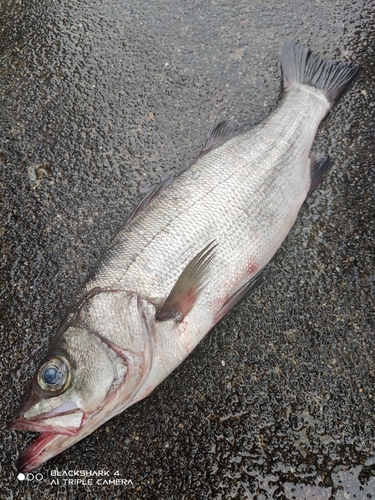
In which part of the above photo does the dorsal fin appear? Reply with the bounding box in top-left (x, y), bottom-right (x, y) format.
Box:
top-left (155, 241), bottom-right (217, 322)
top-left (199, 121), bottom-right (247, 157)
top-left (127, 174), bottom-right (174, 223)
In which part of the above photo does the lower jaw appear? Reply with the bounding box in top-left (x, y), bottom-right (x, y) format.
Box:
top-left (17, 432), bottom-right (58, 473)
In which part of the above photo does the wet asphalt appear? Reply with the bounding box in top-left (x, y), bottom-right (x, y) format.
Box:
top-left (1, 0), bottom-right (374, 499)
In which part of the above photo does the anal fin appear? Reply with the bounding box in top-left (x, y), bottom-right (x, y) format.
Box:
top-left (156, 241), bottom-right (217, 322)
top-left (308, 155), bottom-right (331, 197)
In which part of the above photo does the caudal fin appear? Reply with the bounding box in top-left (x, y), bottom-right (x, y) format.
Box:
top-left (281, 40), bottom-right (359, 108)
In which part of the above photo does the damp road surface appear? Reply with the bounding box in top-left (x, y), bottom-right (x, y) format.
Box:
top-left (1, 0), bottom-right (375, 499)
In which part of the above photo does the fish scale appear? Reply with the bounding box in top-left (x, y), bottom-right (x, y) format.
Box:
top-left (90, 90), bottom-right (329, 306)
top-left (11, 40), bottom-right (359, 472)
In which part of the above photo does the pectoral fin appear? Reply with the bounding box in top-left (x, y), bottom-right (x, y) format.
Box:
top-left (155, 241), bottom-right (217, 322)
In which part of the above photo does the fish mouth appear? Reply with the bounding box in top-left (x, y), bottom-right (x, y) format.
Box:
top-left (11, 393), bottom-right (119, 472)
top-left (10, 400), bottom-right (87, 471)
top-left (13, 410), bottom-right (111, 473)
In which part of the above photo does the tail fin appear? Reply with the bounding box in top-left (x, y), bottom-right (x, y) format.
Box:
top-left (281, 40), bottom-right (359, 108)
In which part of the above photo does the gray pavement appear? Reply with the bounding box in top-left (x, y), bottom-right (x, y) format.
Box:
top-left (1, 0), bottom-right (374, 498)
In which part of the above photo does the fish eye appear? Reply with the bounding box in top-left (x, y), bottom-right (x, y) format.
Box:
top-left (37, 355), bottom-right (71, 392)
top-left (43, 367), bottom-right (59, 384)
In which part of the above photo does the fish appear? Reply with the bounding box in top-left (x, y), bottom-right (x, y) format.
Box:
top-left (11, 40), bottom-right (359, 472)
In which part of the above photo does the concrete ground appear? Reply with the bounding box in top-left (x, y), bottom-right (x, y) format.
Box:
top-left (1, 0), bottom-right (374, 498)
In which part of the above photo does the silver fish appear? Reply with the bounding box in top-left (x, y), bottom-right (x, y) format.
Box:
top-left (11, 40), bottom-right (359, 471)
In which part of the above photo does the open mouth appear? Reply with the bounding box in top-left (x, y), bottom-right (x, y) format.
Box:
top-left (10, 401), bottom-right (87, 472)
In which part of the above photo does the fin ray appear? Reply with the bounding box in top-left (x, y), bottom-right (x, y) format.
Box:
top-left (156, 241), bottom-right (217, 322)
top-left (308, 155), bottom-right (331, 197)
top-left (199, 121), bottom-right (247, 157)
top-left (128, 174), bottom-right (174, 223)
top-left (281, 40), bottom-right (360, 107)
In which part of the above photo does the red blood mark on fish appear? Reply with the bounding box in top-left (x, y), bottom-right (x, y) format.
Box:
top-left (246, 262), bottom-right (257, 275)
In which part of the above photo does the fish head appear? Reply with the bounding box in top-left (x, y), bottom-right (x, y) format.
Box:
top-left (11, 289), bottom-right (156, 472)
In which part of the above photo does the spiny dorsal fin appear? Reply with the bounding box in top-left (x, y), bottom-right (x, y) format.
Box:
top-left (308, 154), bottom-right (331, 197)
top-left (199, 121), bottom-right (247, 157)
top-left (127, 174), bottom-right (174, 223)
top-left (155, 241), bottom-right (217, 322)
